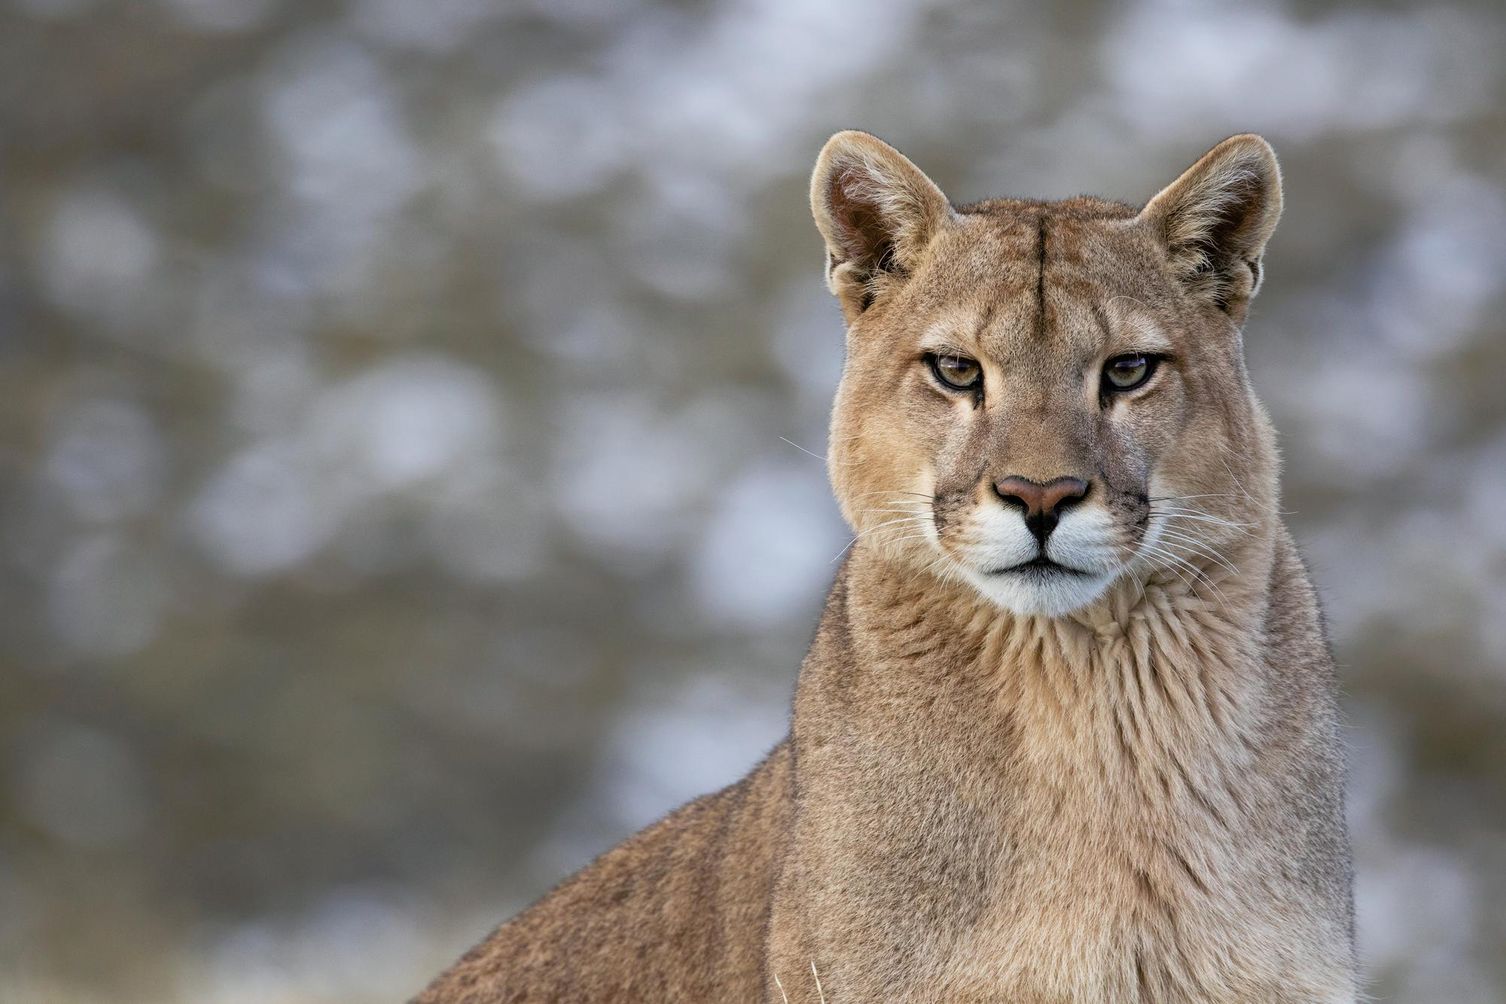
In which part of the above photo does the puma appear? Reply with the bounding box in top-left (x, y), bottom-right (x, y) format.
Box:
top-left (417, 132), bottom-right (1357, 1003)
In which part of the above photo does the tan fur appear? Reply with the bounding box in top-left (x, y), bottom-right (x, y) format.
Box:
top-left (416, 133), bottom-right (1356, 1003)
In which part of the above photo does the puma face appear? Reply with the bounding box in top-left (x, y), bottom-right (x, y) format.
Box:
top-left (811, 132), bottom-right (1283, 617)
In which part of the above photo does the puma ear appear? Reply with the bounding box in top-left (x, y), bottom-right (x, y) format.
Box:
top-left (1139, 134), bottom-right (1283, 323)
top-left (810, 131), bottom-right (953, 322)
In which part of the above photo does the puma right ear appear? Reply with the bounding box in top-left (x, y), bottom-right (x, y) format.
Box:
top-left (1139, 134), bottom-right (1283, 324)
top-left (810, 131), bottom-right (953, 323)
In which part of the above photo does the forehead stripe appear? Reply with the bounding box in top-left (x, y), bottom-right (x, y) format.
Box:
top-left (1034, 215), bottom-right (1048, 342)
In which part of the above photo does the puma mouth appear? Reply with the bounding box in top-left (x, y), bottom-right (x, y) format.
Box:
top-left (987, 556), bottom-right (1090, 577)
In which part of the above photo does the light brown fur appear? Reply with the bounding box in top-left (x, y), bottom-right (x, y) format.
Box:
top-left (417, 133), bottom-right (1356, 1003)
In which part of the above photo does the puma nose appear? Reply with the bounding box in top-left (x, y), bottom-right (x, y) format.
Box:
top-left (992, 476), bottom-right (1090, 543)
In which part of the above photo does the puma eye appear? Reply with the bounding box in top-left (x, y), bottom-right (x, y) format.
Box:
top-left (1102, 353), bottom-right (1160, 393)
top-left (926, 353), bottom-right (983, 393)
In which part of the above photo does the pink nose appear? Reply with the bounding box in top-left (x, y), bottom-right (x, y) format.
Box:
top-left (992, 476), bottom-right (1090, 542)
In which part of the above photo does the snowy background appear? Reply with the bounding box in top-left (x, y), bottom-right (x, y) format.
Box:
top-left (1, 0), bottom-right (1504, 1000)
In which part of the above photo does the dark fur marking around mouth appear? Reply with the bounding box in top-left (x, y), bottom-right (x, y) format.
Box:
top-left (988, 555), bottom-right (1089, 577)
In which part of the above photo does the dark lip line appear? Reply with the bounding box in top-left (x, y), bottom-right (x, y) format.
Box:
top-left (985, 556), bottom-right (1090, 577)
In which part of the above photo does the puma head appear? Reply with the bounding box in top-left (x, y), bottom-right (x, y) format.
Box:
top-left (811, 131), bottom-right (1283, 617)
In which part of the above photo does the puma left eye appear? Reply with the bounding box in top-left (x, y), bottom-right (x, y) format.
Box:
top-left (926, 353), bottom-right (983, 392)
top-left (1102, 353), bottom-right (1160, 393)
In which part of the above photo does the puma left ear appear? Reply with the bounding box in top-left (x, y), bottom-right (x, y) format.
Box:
top-left (811, 131), bottom-right (953, 323)
top-left (1139, 134), bottom-right (1282, 323)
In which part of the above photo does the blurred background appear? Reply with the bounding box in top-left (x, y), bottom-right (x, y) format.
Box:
top-left (1, 0), bottom-right (1503, 1000)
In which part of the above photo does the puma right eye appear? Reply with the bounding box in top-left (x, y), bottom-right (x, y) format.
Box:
top-left (926, 353), bottom-right (982, 393)
top-left (1101, 353), bottom-right (1160, 393)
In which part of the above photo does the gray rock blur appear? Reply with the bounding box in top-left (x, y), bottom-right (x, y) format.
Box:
top-left (0, 1), bottom-right (1503, 1000)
